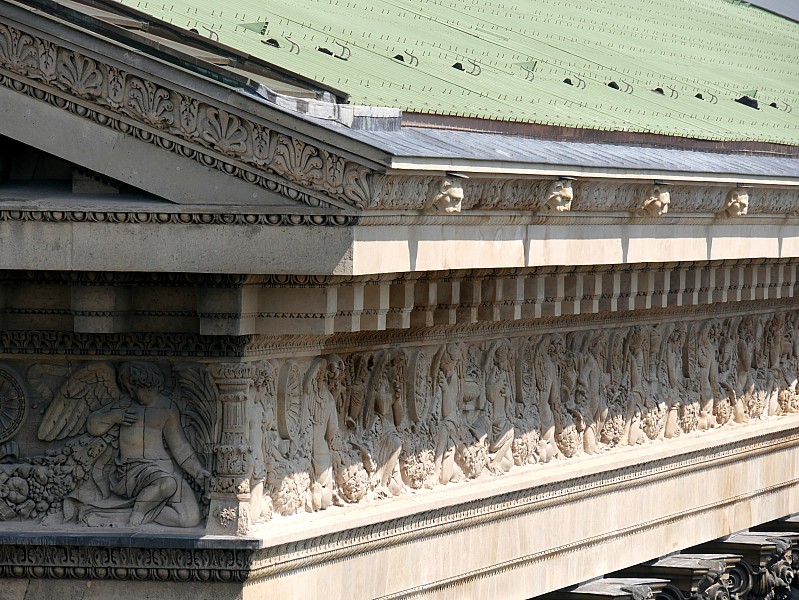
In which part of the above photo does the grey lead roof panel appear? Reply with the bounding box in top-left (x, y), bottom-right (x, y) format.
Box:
top-left (311, 117), bottom-right (799, 177)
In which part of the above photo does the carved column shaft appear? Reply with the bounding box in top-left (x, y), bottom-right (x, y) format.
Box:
top-left (208, 366), bottom-right (255, 536)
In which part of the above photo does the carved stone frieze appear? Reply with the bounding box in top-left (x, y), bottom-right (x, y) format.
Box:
top-left (463, 178), bottom-right (549, 211)
top-left (167, 307), bottom-right (799, 531)
top-left (571, 182), bottom-right (642, 212)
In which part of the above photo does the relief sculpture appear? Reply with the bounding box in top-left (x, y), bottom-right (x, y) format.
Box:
top-left (0, 361), bottom-right (216, 528)
top-left (2, 310), bottom-right (799, 530)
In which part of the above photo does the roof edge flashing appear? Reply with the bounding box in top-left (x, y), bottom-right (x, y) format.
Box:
top-left (245, 85), bottom-right (402, 131)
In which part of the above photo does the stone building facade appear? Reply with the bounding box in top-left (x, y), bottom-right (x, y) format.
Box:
top-left (0, 0), bottom-right (799, 598)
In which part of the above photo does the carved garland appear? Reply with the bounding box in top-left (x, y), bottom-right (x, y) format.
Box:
top-left (0, 23), bottom-right (372, 210)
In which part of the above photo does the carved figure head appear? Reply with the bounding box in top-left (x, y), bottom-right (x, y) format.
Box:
top-left (544, 179), bottom-right (573, 212)
top-left (493, 340), bottom-right (512, 367)
top-left (721, 188), bottom-right (749, 217)
top-left (426, 178), bottom-right (464, 214)
top-left (547, 334), bottom-right (566, 358)
top-left (629, 326), bottom-right (644, 349)
top-left (323, 354), bottom-right (346, 398)
top-left (738, 316), bottom-right (754, 341)
top-left (118, 362), bottom-right (164, 400)
top-left (637, 185), bottom-right (670, 217)
top-left (669, 322), bottom-right (685, 344)
top-left (440, 343), bottom-right (462, 372)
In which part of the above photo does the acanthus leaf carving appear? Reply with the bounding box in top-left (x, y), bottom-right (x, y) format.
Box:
top-left (105, 65), bottom-right (125, 108)
top-left (0, 25), bottom-right (38, 76)
top-left (34, 38), bottom-right (57, 83)
top-left (273, 135), bottom-right (324, 188)
top-left (252, 123), bottom-right (278, 165)
top-left (125, 77), bottom-right (174, 127)
top-left (199, 106), bottom-right (249, 155)
top-left (175, 92), bottom-right (199, 136)
top-left (55, 50), bottom-right (103, 99)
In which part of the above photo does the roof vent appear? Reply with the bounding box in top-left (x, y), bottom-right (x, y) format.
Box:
top-left (393, 54), bottom-right (405, 61)
top-left (563, 78), bottom-right (573, 85)
top-left (735, 95), bottom-right (759, 110)
top-left (695, 93), bottom-right (704, 100)
top-left (608, 80), bottom-right (633, 93)
top-left (316, 42), bottom-right (350, 61)
top-left (452, 60), bottom-right (480, 75)
top-left (769, 101), bottom-right (778, 108)
top-left (262, 38), bottom-right (280, 48)
top-left (653, 87), bottom-right (665, 95)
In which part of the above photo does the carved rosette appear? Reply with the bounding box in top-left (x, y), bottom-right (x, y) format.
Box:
top-left (276, 361), bottom-right (307, 443)
top-left (0, 368), bottom-right (26, 443)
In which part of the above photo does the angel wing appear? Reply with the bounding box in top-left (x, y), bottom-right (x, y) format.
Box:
top-left (173, 364), bottom-right (219, 465)
top-left (26, 364), bottom-right (70, 410)
top-left (362, 350), bottom-right (386, 430)
top-left (37, 362), bottom-right (121, 442)
top-left (532, 335), bottom-right (551, 395)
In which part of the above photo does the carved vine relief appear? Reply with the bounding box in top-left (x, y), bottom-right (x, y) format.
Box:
top-left (0, 309), bottom-right (798, 529)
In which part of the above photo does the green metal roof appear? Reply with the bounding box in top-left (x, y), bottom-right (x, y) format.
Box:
top-left (122, 0), bottom-right (799, 145)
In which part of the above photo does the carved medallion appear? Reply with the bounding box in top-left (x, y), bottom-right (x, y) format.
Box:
top-left (276, 362), bottom-right (303, 440)
top-left (406, 348), bottom-right (434, 423)
top-left (0, 368), bottom-right (26, 443)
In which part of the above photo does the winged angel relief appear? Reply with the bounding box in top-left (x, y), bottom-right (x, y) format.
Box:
top-left (0, 362), bottom-right (216, 528)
